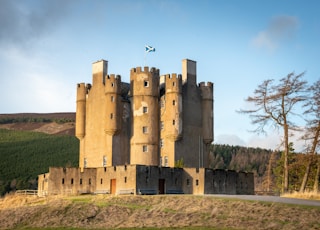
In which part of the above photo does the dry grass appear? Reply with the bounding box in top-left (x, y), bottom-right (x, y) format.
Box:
top-left (0, 194), bottom-right (319, 230)
top-left (282, 191), bottom-right (320, 200)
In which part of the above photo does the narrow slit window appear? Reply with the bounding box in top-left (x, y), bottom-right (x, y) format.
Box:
top-left (143, 145), bottom-right (148, 152)
top-left (110, 113), bottom-right (113, 119)
top-left (143, 126), bottom-right (148, 134)
top-left (144, 81), bottom-right (149, 87)
top-left (143, 106), bottom-right (148, 113)
top-left (172, 100), bottom-right (176, 106)
top-left (111, 95), bottom-right (114, 102)
top-left (172, 120), bottom-right (175, 125)
top-left (164, 156), bottom-right (168, 167)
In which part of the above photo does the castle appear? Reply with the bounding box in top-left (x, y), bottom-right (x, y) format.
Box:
top-left (38, 59), bottom-right (254, 195)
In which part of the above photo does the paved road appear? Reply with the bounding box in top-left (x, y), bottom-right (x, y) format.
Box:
top-left (208, 194), bottom-right (320, 207)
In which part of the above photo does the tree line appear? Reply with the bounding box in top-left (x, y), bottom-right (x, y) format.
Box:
top-left (0, 117), bottom-right (75, 124)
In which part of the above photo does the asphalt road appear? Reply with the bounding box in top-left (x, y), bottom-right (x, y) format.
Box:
top-left (208, 194), bottom-right (320, 207)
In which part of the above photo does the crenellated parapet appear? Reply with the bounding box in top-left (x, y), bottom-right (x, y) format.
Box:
top-left (165, 73), bottom-right (182, 94)
top-left (130, 67), bottom-right (159, 97)
top-left (199, 82), bottom-right (214, 100)
top-left (104, 74), bottom-right (121, 94)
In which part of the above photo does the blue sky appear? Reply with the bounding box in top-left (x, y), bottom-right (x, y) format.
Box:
top-left (0, 0), bottom-right (319, 150)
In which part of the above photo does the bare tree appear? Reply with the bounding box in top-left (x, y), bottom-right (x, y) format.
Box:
top-left (239, 72), bottom-right (307, 193)
top-left (299, 80), bottom-right (320, 192)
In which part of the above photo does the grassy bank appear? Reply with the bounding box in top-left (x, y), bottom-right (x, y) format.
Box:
top-left (0, 194), bottom-right (319, 230)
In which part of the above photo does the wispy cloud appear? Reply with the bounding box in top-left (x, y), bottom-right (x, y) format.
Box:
top-left (252, 15), bottom-right (299, 52)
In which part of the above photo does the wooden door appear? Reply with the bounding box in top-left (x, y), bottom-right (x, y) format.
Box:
top-left (159, 179), bottom-right (165, 194)
top-left (110, 179), bottom-right (116, 195)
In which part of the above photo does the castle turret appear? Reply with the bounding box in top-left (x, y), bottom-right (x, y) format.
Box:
top-left (76, 83), bottom-right (86, 139)
top-left (130, 67), bottom-right (160, 166)
top-left (200, 82), bottom-right (214, 144)
top-left (105, 74), bottom-right (121, 135)
top-left (164, 74), bottom-right (183, 141)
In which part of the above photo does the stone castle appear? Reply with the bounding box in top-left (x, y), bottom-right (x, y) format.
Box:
top-left (38, 59), bottom-right (254, 195)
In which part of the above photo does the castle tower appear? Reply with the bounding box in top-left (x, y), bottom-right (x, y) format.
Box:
top-left (164, 74), bottom-right (183, 141)
top-left (75, 83), bottom-right (87, 139)
top-left (200, 82), bottom-right (214, 144)
top-left (104, 74), bottom-right (121, 135)
top-left (130, 67), bottom-right (160, 166)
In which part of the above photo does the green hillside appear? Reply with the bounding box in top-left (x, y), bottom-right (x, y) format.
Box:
top-left (0, 129), bottom-right (79, 195)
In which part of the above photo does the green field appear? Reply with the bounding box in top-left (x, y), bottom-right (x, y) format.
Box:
top-left (0, 129), bottom-right (79, 195)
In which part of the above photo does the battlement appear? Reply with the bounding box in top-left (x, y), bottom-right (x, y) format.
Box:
top-left (165, 73), bottom-right (182, 93)
top-left (76, 83), bottom-right (87, 101)
top-left (199, 82), bottom-right (213, 100)
top-left (105, 74), bottom-right (121, 94)
top-left (130, 66), bottom-right (159, 75)
top-left (199, 82), bottom-right (213, 88)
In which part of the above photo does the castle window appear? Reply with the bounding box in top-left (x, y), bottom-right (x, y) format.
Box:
top-left (80, 178), bottom-right (82, 185)
top-left (71, 178), bottom-right (74, 185)
top-left (124, 177), bottom-right (127, 183)
top-left (110, 113), bottom-right (113, 119)
top-left (100, 178), bottom-right (103, 184)
top-left (160, 121), bottom-right (164, 130)
top-left (143, 106), bottom-right (148, 113)
top-left (142, 126), bottom-right (148, 134)
top-left (62, 178), bottom-right (65, 184)
top-left (186, 179), bottom-right (190, 186)
top-left (84, 158), bottom-right (87, 168)
top-left (196, 179), bottom-right (199, 186)
top-left (172, 100), bottom-right (176, 106)
top-left (173, 82), bottom-right (176, 86)
top-left (160, 139), bottom-right (164, 148)
top-left (143, 145), bottom-right (148, 152)
top-left (160, 99), bottom-right (164, 108)
top-left (111, 82), bottom-right (114, 87)
top-left (164, 156), bottom-right (168, 167)
top-left (172, 120), bottom-right (175, 125)
top-left (103, 156), bottom-right (107, 167)
top-left (144, 80), bottom-right (149, 87)
top-left (111, 96), bottom-right (114, 102)
top-left (89, 178), bottom-right (91, 185)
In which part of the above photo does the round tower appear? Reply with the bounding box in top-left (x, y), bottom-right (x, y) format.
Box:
top-left (105, 74), bottom-right (121, 135)
top-left (75, 83), bottom-right (86, 139)
top-left (200, 82), bottom-right (214, 144)
top-left (130, 66), bottom-right (160, 166)
top-left (164, 74), bottom-right (183, 141)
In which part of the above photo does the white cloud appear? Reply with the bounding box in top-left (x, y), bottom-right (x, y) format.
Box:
top-left (0, 47), bottom-right (75, 113)
top-left (215, 134), bottom-right (246, 146)
top-left (252, 15), bottom-right (299, 52)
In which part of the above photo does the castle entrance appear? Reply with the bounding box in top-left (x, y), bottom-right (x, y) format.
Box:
top-left (158, 179), bottom-right (165, 194)
top-left (110, 179), bottom-right (116, 194)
